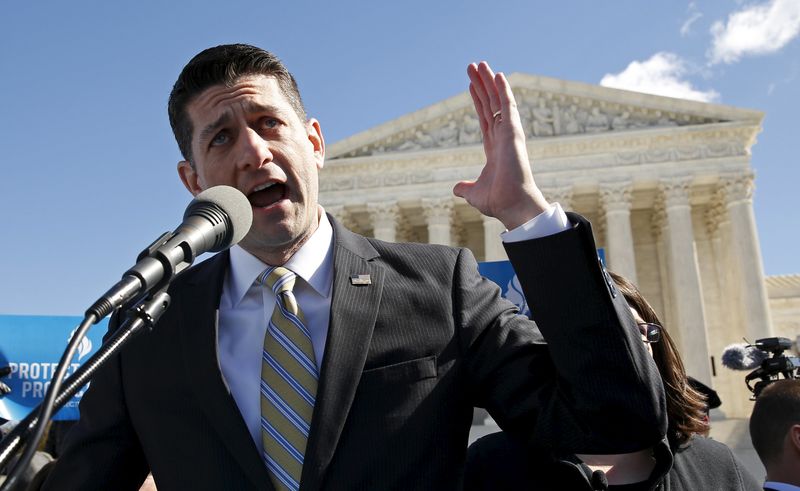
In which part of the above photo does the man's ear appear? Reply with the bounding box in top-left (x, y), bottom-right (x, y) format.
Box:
top-left (178, 160), bottom-right (202, 196)
top-left (790, 424), bottom-right (800, 453)
top-left (307, 118), bottom-right (325, 170)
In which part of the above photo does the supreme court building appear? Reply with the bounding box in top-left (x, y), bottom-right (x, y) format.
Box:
top-left (319, 73), bottom-right (800, 419)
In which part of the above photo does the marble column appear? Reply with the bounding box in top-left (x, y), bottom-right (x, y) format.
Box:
top-left (705, 192), bottom-right (735, 339)
top-left (600, 182), bottom-right (638, 284)
top-left (422, 198), bottom-right (454, 246)
top-left (720, 174), bottom-right (774, 340)
top-left (704, 192), bottom-right (750, 418)
top-left (659, 177), bottom-right (713, 385)
top-left (482, 216), bottom-right (507, 261)
top-left (651, 201), bottom-right (679, 347)
top-left (367, 201), bottom-right (400, 242)
top-left (543, 185), bottom-right (574, 212)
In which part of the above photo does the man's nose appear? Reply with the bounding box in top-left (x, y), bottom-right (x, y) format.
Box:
top-left (237, 127), bottom-right (272, 170)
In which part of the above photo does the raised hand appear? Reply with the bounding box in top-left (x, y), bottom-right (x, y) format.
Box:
top-left (453, 62), bottom-right (549, 230)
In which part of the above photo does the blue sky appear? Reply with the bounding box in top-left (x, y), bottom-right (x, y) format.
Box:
top-left (1, 0), bottom-right (798, 315)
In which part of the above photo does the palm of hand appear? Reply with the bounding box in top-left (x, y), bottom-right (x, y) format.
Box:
top-left (453, 62), bottom-right (547, 230)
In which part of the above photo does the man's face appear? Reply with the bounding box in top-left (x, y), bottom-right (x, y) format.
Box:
top-left (177, 75), bottom-right (325, 263)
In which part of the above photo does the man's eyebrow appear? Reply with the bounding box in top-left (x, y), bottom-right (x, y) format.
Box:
top-left (242, 101), bottom-right (284, 116)
top-left (198, 112), bottom-right (232, 143)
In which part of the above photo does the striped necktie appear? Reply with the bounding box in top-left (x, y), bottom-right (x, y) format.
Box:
top-left (258, 266), bottom-right (318, 491)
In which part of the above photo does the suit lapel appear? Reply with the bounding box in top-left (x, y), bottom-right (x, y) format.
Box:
top-left (300, 219), bottom-right (384, 491)
top-left (178, 252), bottom-right (274, 491)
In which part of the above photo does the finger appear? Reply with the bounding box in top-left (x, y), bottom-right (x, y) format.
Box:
top-left (495, 72), bottom-right (519, 122)
top-left (467, 63), bottom-right (493, 124)
top-left (477, 62), bottom-right (501, 114)
top-left (469, 85), bottom-right (489, 135)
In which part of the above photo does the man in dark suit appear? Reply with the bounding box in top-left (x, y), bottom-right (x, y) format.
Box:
top-left (43, 44), bottom-right (665, 490)
top-left (751, 380), bottom-right (800, 491)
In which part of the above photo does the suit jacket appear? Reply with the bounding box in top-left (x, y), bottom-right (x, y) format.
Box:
top-left (466, 432), bottom-right (761, 490)
top-left (43, 214), bottom-right (665, 490)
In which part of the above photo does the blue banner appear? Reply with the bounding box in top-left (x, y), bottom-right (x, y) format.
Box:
top-left (478, 260), bottom-right (531, 319)
top-left (478, 248), bottom-right (604, 319)
top-left (0, 315), bottom-right (107, 421)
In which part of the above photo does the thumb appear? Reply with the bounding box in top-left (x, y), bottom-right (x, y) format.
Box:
top-left (453, 180), bottom-right (475, 199)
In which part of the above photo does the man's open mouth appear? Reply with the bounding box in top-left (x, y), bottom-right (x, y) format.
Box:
top-left (248, 182), bottom-right (287, 208)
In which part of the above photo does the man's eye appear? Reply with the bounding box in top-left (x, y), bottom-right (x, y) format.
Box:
top-left (262, 118), bottom-right (279, 129)
top-left (210, 133), bottom-right (229, 147)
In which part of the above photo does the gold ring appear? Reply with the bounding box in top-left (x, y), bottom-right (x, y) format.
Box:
top-left (492, 110), bottom-right (502, 119)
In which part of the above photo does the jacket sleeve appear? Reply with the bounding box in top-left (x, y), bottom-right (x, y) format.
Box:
top-left (461, 212), bottom-right (667, 455)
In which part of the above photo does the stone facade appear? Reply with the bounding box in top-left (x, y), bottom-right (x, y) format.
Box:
top-left (767, 275), bottom-right (800, 344)
top-left (320, 72), bottom-right (794, 418)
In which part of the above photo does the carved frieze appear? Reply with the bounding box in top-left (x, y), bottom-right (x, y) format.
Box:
top-left (613, 141), bottom-right (744, 166)
top-left (335, 90), bottom-right (728, 158)
top-left (320, 169), bottom-right (433, 192)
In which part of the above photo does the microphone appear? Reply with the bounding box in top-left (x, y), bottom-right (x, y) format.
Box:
top-left (87, 185), bottom-right (253, 319)
top-left (721, 343), bottom-right (770, 371)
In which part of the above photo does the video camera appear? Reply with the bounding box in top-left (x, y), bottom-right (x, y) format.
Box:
top-left (744, 337), bottom-right (799, 398)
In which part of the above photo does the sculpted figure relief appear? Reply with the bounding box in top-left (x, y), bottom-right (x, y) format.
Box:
top-left (532, 98), bottom-right (556, 137)
top-left (458, 113), bottom-right (482, 144)
top-left (561, 105), bottom-right (582, 134)
top-left (396, 130), bottom-right (435, 152)
top-left (434, 120), bottom-right (459, 147)
top-left (611, 111), bottom-right (630, 131)
top-left (341, 96), bottom-right (706, 158)
top-left (585, 107), bottom-right (609, 133)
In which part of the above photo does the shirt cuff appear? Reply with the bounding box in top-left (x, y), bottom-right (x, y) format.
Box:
top-left (500, 203), bottom-right (570, 243)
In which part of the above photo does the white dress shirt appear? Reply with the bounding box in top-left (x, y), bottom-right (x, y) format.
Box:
top-left (218, 203), bottom-right (569, 450)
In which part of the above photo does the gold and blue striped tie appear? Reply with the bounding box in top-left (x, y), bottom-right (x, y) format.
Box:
top-left (258, 266), bottom-right (318, 491)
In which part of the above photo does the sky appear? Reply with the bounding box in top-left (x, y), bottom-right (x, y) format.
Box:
top-left (1, 0), bottom-right (798, 316)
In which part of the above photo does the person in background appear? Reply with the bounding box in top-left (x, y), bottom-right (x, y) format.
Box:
top-left (466, 271), bottom-right (760, 490)
top-left (687, 376), bottom-right (721, 436)
top-left (750, 379), bottom-right (800, 491)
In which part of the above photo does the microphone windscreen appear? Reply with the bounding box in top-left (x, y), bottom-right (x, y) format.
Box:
top-left (721, 343), bottom-right (769, 370)
top-left (190, 185), bottom-right (253, 247)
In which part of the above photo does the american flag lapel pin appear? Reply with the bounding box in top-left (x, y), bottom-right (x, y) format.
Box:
top-left (349, 274), bottom-right (372, 286)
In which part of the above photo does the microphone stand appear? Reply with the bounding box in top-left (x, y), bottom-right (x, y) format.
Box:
top-left (0, 290), bottom-right (171, 484)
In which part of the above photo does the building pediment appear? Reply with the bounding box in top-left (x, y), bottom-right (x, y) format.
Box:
top-left (328, 73), bottom-right (763, 159)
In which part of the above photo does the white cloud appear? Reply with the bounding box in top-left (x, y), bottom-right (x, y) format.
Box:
top-left (709, 0), bottom-right (800, 64)
top-left (600, 52), bottom-right (721, 103)
top-left (681, 2), bottom-right (704, 37)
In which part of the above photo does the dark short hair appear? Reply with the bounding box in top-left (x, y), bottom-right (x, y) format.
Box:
top-left (609, 272), bottom-right (710, 447)
top-left (750, 379), bottom-right (800, 466)
top-left (168, 43), bottom-right (307, 163)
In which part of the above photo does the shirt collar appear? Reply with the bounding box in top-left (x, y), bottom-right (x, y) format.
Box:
top-left (227, 208), bottom-right (334, 306)
top-left (764, 482), bottom-right (800, 491)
